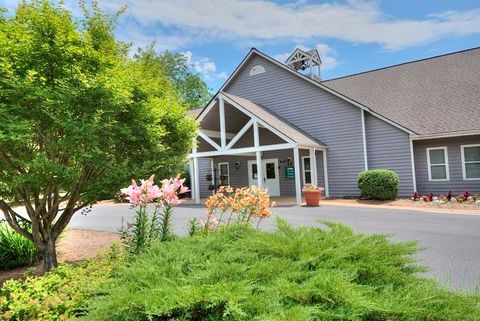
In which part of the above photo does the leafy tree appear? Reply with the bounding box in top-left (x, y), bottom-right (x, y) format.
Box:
top-left (0, 1), bottom-right (196, 272)
top-left (135, 48), bottom-right (211, 109)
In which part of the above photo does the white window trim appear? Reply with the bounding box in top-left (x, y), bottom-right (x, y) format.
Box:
top-left (461, 144), bottom-right (480, 181)
top-left (426, 146), bottom-right (450, 181)
top-left (301, 156), bottom-right (312, 185)
top-left (217, 162), bottom-right (230, 186)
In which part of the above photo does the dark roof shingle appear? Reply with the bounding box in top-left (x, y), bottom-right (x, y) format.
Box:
top-left (322, 47), bottom-right (480, 135)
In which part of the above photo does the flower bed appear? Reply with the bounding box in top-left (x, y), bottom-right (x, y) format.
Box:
top-left (411, 190), bottom-right (480, 206)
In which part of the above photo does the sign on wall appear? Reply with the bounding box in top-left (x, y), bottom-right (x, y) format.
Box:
top-left (285, 166), bottom-right (295, 180)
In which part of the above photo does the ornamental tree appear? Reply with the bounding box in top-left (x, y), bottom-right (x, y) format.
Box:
top-left (135, 48), bottom-right (212, 109)
top-left (0, 1), bottom-right (196, 272)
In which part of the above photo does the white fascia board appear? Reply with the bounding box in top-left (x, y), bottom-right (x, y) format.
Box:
top-left (298, 144), bottom-right (326, 150)
top-left (411, 130), bottom-right (480, 140)
top-left (190, 143), bottom-right (297, 158)
top-left (201, 129), bottom-right (235, 140)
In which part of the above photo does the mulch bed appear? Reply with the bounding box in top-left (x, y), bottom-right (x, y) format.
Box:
top-left (323, 197), bottom-right (480, 213)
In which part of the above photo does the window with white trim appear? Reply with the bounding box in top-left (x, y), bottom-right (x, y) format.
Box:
top-left (426, 147), bottom-right (449, 181)
top-left (461, 144), bottom-right (480, 180)
top-left (218, 162), bottom-right (230, 186)
top-left (302, 156), bottom-right (312, 184)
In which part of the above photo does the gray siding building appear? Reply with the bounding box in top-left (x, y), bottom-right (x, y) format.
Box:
top-left (188, 47), bottom-right (480, 203)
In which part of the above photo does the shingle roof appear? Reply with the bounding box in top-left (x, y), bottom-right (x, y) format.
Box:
top-left (322, 47), bottom-right (480, 135)
top-left (222, 92), bottom-right (325, 149)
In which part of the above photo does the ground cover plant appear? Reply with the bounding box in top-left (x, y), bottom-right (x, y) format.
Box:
top-left (0, 246), bottom-right (123, 321)
top-left (82, 220), bottom-right (480, 321)
top-left (0, 220), bottom-right (40, 269)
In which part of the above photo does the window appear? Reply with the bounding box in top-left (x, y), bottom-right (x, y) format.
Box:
top-left (461, 144), bottom-right (480, 180)
top-left (249, 65), bottom-right (265, 76)
top-left (265, 162), bottom-right (276, 179)
top-left (218, 162), bottom-right (230, 186)
top-left (302, 156), bottom-right (312, 184)
top-left (426, 147), bottom-right (449, 181)
top-left (251, 163), bottom-right (258, 179)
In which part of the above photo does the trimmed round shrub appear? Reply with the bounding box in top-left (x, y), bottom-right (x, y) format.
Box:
top-left (357, 169), bottom-right (399, 200)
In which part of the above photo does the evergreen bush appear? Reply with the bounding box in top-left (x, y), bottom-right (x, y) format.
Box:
top-left (358, 169), bottom-right (399, 200)
top-left (82, 221), bottom-right (480, 321)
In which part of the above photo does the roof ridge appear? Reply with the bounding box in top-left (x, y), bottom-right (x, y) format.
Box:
top-left (322, 46), bottom-right (480, 83)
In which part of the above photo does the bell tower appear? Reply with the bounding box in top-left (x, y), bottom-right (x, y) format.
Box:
top-left (285, 48), bottom-right (322, 80)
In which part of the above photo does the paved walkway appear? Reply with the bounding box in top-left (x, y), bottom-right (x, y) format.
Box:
top-left (67, 203), bottom-right (480, 292)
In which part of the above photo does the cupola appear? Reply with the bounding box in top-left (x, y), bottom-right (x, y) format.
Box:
top-left (285, 48), bottom-right (322, 80)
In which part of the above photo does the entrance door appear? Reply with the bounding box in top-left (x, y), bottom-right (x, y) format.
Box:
top-left (247, 158), bottom-right (280, 196)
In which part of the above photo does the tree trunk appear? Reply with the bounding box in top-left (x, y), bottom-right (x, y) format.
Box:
top-left (42, 239), bottom-right (58, 272)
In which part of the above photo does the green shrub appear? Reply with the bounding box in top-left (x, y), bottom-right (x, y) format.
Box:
top-left (0, 246), bottom-right (123, 321)
top-left (357, 169), bottom-right (399, 200)
top-left (0, 220), bottom-right (40, 269)
top-left (82, 220), bottom-right (480, 321)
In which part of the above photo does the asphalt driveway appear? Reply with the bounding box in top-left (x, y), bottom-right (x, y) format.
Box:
top-left (67, 203), bottom-right (480, 292)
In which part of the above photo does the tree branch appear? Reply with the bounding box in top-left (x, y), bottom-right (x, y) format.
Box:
top-left (0, 199), bottom-right (34, 242)
top-left (0, 149), bottom-right (26, 174)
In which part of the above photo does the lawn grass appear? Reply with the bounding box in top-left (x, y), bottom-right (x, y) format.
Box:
top-left (82, 219), bottom-right (480, 321)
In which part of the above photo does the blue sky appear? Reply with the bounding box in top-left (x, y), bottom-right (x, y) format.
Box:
top-left (3, 0), bottom-right (480, 91)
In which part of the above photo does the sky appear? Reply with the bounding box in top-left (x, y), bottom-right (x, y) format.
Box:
top-left (2, 0), bottom-right (480, 91)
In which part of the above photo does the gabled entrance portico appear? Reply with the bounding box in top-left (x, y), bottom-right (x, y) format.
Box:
top-left (189, 92), bottom-right (328, 205)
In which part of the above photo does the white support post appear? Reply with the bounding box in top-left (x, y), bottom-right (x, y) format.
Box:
top-left (361, 109), bottom-right (368, 171)
top-left (322, 150), bottom-right (330, 198)
top-left (219, 97), bottom-right (226, 149)
top-left (253, 120), bottom-right (263, 188)
top-left (189, 158), bottom-right (195, 201)
top-left (409, 136), bottom-right (417, 192)
top-left (193, 157), bottom-right (200, 204)
top-left (309, 148), bottom-right (318, 186)
top-left (256, 151), bottom-right (263, 188)
top-left (294, 147), bottom-right (302, 205)
top-left (253, 120), bottom-right (260, 147)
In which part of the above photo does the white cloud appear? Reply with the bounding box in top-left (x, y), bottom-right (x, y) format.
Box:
top-left (274, 43), bottom-right (341, 71)
top-left (182, 51), bottom-right (228, 81)
top-left (93, 0), bottom-right (480, 51)
top-left (117, 26), bottom-right (190, 52)
top-left (314, 43), bottom-right (340, 70)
